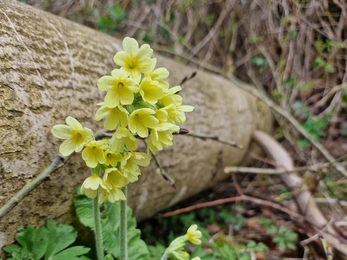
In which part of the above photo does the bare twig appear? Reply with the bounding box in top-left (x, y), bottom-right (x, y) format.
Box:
top-left (157, 194), bottom-right (306, 223)
top-left (186, 133), bottom-right (243, 149)
top-left (0, 155), bottom-right (69, 219)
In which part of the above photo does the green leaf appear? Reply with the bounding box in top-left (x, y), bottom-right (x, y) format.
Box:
top-left (109, 5), bottom-right (125, 21)
top-left (15, 224), bottom-right (48, 259)
top-left (3, 220), bottom-right (90, 260)
top-left (45, 219), bottom-right (78, 259)
top-left (52, 246), bottom-right (91, 260)
top-left (104, 254), bottom-right (115, 260)
top-left (324, 62), bottom-right (335, 73)
top-left (250, 56), bottom-right (267, 67)
top-left (74, 191), bottom-right (150, 260)
top-left (148, 243), bottom-right (166, 259)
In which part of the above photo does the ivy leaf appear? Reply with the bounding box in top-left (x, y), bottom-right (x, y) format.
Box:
top-left (3, 220), bottom-right (90, 260)
top-left (74, 190), bottom-right (150, 260)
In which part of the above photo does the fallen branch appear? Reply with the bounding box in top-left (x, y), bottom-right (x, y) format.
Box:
top-left (0, 155), bottom-right (68, 219)
top-left (251, 130), bottom-right (347, 257)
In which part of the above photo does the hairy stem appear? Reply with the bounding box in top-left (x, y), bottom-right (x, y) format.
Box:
top-left (93, 194), bottom-right (104, 260)
top-left (120, 186), bottom-right (128, 260)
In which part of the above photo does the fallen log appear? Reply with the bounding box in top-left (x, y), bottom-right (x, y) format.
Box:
top-left (0, 1), bottom-right (271, 248)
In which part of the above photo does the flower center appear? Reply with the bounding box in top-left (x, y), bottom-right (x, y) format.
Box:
top-left (128, 61), bottom-right (136, 69)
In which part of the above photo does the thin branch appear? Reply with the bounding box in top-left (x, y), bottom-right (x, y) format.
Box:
top-left (157, 194), bottom-right (306, 224)
top-left (224, 154), bottom-right (347, 175)
top-left (186, 133), bottom-right (243, 149)
top-left (0, 155), bottom-right (69, 219)
top-left (142, 140), bottom-right (176, 189)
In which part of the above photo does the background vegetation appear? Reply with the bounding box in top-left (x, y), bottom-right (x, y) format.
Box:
top-left (20, 0), bottom-right (347, 259)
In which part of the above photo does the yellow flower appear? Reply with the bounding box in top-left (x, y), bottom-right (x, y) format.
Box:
top-left (97, 69), bottom-right (139, 108)
top-left (148, 123), bottom-right (179, 152)
top-left (104, 149), bottom-right (122, 167)
top-left (99, 186), bottom-right (126, 204)
top-left (171, 251), bottom-right (189, 260)
top-left (51, 116), bottom-right (93, 156)
top-left (186, 224), bottom-right (202, 245)
top-left (139, 78), bottom-right (164, 104)
top-left (110, 126), bottom-right (137, 153)
top-left (80, 174), bottom-right (108, 199)
top-left (103, 168), bottom-right (130, 189)
top-left (113, 37), bottom-right (153, 82)
top-left (154, 108), bottom-right (169, 123)
top-left (166, 104), bottom-right (194, 125)
top-left (146, 58), bottom-right (169, 91)
top-left (94, 103), bottom-right (129, 130)
top-left (164, 235), bottom-right (189, 260)
top-left (121, 152), bottom-right (151, 182)
top-left (160, 86), bottom-right (183, 106)
top-left (82, 140), bottom-right (108, 168)
top-left (128, 108), bottom-right (159, 138)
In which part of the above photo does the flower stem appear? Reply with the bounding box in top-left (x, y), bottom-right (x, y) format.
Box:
top-left (93, 194), bottom-right (104, 260)
top-left (120, 186), bottom-right (128, 260)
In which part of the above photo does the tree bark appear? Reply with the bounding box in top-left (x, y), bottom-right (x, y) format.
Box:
top-left (0, 1), bottom-right (271, 248)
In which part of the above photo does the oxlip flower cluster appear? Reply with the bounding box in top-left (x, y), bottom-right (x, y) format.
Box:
top-left (51, 37), bottom-right (193, 204)
top-left (162, 224), bottom-right (202, 260)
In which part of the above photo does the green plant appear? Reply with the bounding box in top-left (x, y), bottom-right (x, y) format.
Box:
top-left (271, 226), bottom-right (298, 251)
top-left (97, 5), bottom-right (126, 31)
top-left (299, 115), bottom-right (331, 147)
top-left (74, 190), bottom-right (149, 260)
top-left (3, 219), bottom-right (90, 260)
top-left (259, 217), bottom-right (297, 251)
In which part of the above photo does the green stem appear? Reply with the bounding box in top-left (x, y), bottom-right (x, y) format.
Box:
top-left (93, 194), bottom-right (104, 260)
top-left (120, 186), bottom-right (128, 260)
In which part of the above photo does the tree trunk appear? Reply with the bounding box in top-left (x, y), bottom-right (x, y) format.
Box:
top-left (0, 1), bottom-right (271, 248)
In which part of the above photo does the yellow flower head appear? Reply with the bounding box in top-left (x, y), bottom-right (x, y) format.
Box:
top-left (186, 224), bottom-right (202, 245)
top-left (110, 126), bottom-right (137, 153)
top-left (160, 86), bottom-right (183, 106)
top-left (82, 140), bottom-right (108, 168)
top-left (104, 149), bottom-right (122, 167)
top-left (114, 37), bottom-right (153, 82)
top-left (97, 69), bottom-right (139, 108)
top-left (103, 168), bottom-right (130, 189)
top-left (94, 103), bottom-right (129, 130)
top-left (171, 251), bottom-right (189, 260)
top-left (128, 108), bottom-right (159, 138)
top-left (121, 152), bottom-right (151, 182)
top-left (148, 123), bottom-right (179, 152)
top-left (51, 116), bottom-right (93, 156)
top-left (99, 186), bottom-right (126, 204)
top-left (146, 58), bottom-right (169, 91)
top-left (164, 235), bottom-right (189, 260)
top-left (166, 104), bottom-right (194, 125)
top-left (80, 174), bottom-right (108, 199)
top-left (139, 78), bottom-right (164, 104)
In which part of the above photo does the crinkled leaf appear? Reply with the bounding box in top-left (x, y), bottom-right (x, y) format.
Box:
top-left (74, 190), bottom-right (149, 260)
top-left (45, 219), bottom-right (78, 258)
top-left (9, 224), bottom-right (48, 260)
top-left (3, 220), bottom-right (90, 260)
